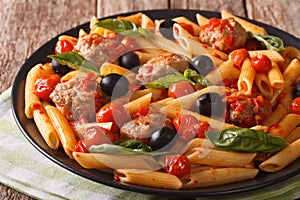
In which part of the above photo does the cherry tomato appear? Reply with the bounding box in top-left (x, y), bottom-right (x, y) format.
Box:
top-left (96, 102), bottom-right (130, 133)
top-left (84, 126), bottom-right (113, 148)
top-left (173, 114), bottom-right (198, 141)
top-left (194, 121), bottom-right (211, 138)
top-left (168, 81), bottom-right (194, 98)
top-left (229, 48), bottom-right (250, 69)
top-left (54, 39), bottom-right (74, 54)
top-left (251, 54), bottom-right (272, 73)
top-left (165, 154), bottom-right (191, 177)
top-left (74, 141), bottom-right (88, 153)
top-left (290, 97), bottom-right (300, 115)
top-left (34, 74), bottom-right (60, 101)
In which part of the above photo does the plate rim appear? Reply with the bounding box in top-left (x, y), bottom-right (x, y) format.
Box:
top-left (11, 9), bottom-right (300, 197)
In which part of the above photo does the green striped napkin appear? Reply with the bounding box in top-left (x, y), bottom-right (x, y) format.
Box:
top-left (1, 87), bottom-right (300, 200)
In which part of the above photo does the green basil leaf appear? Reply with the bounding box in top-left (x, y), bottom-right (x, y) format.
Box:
top-left (144, 72), bottom-right (190, 89)
top-left (249, 32), bottom-right (285, 52)
top-left (114, 139), bottom-right (152, 152)
top-left (88, 143), bottom-right (170, 156)
top-left (94, 18), bottom-right (153, 38)
top-left (206, 128), bottom-right (288, 153)
top-left (48, 52), bottom-right (100, 75)
top-left (184, 69), bottom-right (211, 87)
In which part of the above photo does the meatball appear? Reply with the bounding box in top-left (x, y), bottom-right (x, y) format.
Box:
top-left (136, 53), bottom-right (190, 83)
top-left (120, 112), bottom-right (173, 140)
top-left (50, 73), bottom-right (103, 122)
top-left (226, 90), bottom-right (272, 127)
top-left (199, 17), bottom-right (248, 53)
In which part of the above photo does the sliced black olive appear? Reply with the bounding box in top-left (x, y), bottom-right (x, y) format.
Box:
top-left (51, 59), bottom-right (70, 75)
top-left (191, 55), bottom-right (215, 76)
top-left (119, 52), bottom-right (140, 71)
top-left (159, 19), bottom-right (176, 41)
top-left (293, 81), bottom-right (300, 98)
top-left (100, 73), bottom-right (129, 97)
top-left (196, 92), bottom-right (224, 117)
top-left (148, 126), bottom-right (177, 151)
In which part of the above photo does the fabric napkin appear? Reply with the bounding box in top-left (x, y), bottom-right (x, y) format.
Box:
top-left (1, 87), bottom-right (300, 200)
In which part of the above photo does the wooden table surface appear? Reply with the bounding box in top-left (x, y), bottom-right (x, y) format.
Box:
top-left (0, 0), bottom-right (299, 199)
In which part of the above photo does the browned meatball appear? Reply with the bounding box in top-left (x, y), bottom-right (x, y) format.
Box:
top-left (199, 17), bottom-right (248, 53)
top-left (136, 53), bottom-right (190, 83)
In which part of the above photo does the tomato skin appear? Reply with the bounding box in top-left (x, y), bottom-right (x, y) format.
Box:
top-left (168, 81), bottom-right (194, 98)
top-left (229, 48), bottom-right (250, 69)
top-left (55, 39), bottom-right (74, 54)
top-left (96, 103), bottom-right (129, 134)
top-left (84, 126), bottom-right (113, 148)
top-left (173, 114), bottom-right (198, 141)
top-left (74, 141), bottom-right (88, 153)
top-left (165, 154), bottom-right (191, 177)
top-left (290, 97), bottom-right (300, 115)
top-left (251, 54), bottom-right (272, 73)
top-left (34, 74), bottom-right (60, 101)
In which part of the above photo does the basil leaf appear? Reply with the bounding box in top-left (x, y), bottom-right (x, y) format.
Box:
top-left (94, 18), bottom-right (153, 38)
top-left (184, 69), bottom-right (211, 87)
top-left (48, 52), bottom-right (100, 75)
top-left (114, 139), bottom-right (152, 152)
top-left (249, 32), bottom-right (285, 52)
top-left (88, 143), bottom-right (170, 156)
top-left (206, 128), bottom-right (288, 153)
top-left (144, 72), bottom-right (190, 89)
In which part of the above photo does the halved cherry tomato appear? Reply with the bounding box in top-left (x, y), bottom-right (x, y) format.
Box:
top-left (74, 141), bottom-right (88, 153)
top-left (173, 114), bottom-right (198, 141)
top-left (251, 54), bottom-right (272, 73)
top-left (168, 81), bottom-right (194, 98)
top-left (228, 48), bottom-right (250, 69)
top-left (84, 126), bottom-right (115, 148)
top-left (165, 154), bottom-right (191, 177)
top-left (34, 74), bottom-right (60, 101)
top-left (290, 97), bottom-right (300, 115)
top-left (194, 121), bottom-right (211, 138)
top-left (54, 39), bottom-right (74, 54)
top-left (96, 102), bottom-right (130, 134)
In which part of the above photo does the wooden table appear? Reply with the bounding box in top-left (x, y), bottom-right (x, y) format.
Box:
top-left (0, 0), bottom-right (299, 199)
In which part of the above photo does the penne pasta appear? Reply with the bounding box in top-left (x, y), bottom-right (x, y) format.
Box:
top-left (33, 101), bottom-right (60, 150)
top-left (238, 58), bottom-right (255, 95)
top-left (259, 138), bottom-right (300, 172)
top-left (182, 168), bottom-right (259, 188)
top-left (45, 105), bottom-right (78, 159)
top-left (114, 169), bottom-right (183, 189)
top-left (262, 104), bottom-right (287, 128)
top-left (221, 10), bottom-right (267, 35)
top-left (73, 153), bottom-right (161, 170)
top-left (249, 50), bottom-right (285, 62)
top-left (285, 127), bottom-right (300, 144)
top-left (268, 114), bottom-right (300, 138)
top-left (124, 93), bottom-right (152, 116)
top-left (268, 62), bottom-right (284, 89)
top-left (24, 63), bottom-right (55, 118)
top-left (172, 16), bottom-right (201, 36)
top-left (187, 148), bottom-right (256, 167)
top-left (196, 13), bottom-right (209, 26)
top-left (254, 73), bottom-right (273, 98)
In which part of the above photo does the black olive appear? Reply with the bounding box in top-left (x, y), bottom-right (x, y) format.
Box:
top-left (119, 52), bottom-right (140, 71)
top-left (293, 81), bottom-right (300, 98)
top-left (191, 55), bottom-right (215, 76)
top-left (51, 59), bottom-right (71, 75)
top-left (100, 73), bottom-right (129, 97)
top-left (148, 126), bottom-right (177, 151)
top-left (159, 19), bottom-right (176, 41)
top-left (196, 92), bottom-right (224, 117)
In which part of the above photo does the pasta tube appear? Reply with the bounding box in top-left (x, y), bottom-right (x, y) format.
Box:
top-left (45, 105), bottom-right (77, 159)
top-left (114, 169), bottom-right (183, 189)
